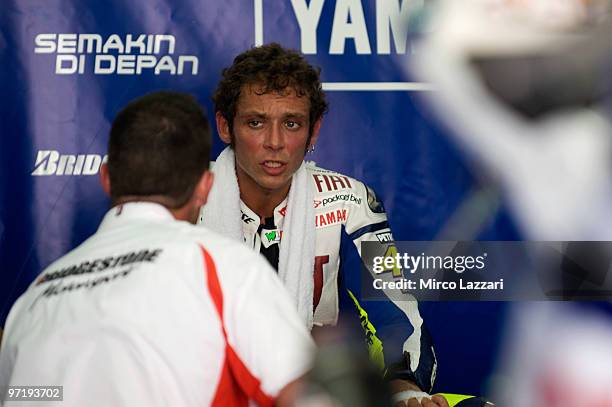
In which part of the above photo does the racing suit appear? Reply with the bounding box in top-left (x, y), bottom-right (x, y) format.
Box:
top-left (0, 202), bottom-right (314, 406)
top-left (241, 165), bottom-right (437, 392)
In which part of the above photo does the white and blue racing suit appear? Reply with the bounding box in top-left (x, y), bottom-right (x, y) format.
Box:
top-left (240, 164), bottom-right (437, 391)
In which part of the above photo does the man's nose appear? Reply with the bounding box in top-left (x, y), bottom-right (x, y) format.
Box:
top-left (263, 124), bottom-right (285, 150)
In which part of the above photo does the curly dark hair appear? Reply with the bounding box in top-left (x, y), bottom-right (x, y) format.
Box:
top-left (213, 43), bottom-right (328, 137)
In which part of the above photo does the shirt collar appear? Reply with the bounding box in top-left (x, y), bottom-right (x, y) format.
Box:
top-left (97, 202), bottom-right (175, 232)
top-left (239, 197), bottom-right (289, 227)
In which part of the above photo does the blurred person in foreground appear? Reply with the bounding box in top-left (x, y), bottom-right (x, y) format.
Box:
top-left (198, 43), bottom-right (445, 407)
top-left (412, 0), bottom-right (612, 241)
top-left (412, 1), bottom-right (612, 406)
top-left (0, 91), bottom-right (314, 406)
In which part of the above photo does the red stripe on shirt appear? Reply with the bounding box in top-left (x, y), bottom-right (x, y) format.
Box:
top-left (200, 245), bottom-right (275, 407)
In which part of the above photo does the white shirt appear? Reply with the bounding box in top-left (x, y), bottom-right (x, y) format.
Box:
top-left (0, 202), bottom-right (314, 406)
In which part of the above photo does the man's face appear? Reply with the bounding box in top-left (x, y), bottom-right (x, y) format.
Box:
top-left (217, 85), bottom-right (320, 201)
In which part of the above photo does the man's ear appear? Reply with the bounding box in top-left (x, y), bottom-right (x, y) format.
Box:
top-left (194, 170), bottom-right (214, 207)
top-left (216, 112), bottom-right (232, 144)
top-left (308, 118), bottom-right (322, 149)
top-left (99, 162), bottom-right (111, 197)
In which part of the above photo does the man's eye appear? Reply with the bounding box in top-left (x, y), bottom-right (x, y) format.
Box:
top-left (285, 120), bottom-right (301, 129)
top-left (248, 120), bottom-right (263, 128)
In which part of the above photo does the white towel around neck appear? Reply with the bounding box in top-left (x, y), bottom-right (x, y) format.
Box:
top-left (199, 147), bottom-right (315, 329)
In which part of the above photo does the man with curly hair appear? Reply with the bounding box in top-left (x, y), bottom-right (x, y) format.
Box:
top-left (199, 44), bottom-right (446, 407)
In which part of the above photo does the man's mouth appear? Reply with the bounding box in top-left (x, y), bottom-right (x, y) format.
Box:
top-left (261, 160), bottom-right (287, 175)
top-left (263, 161), bottom-right (283, 168)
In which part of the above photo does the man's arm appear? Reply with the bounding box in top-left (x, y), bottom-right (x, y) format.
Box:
top-left (338, 246), bottom-right (436, 387)
top-left (340, 182), bottom-right (442, 405)
top-left (338, 232), bottom-right (446, 406)
top-left (213, 248), bottom-right (315, 404)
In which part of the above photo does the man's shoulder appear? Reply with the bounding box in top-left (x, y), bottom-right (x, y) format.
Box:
top-left (181, 224), bottom-right (271, 270)
top-left (42, 221), bottom-right (255, 272)
top-left (181, 223), bottom-right (244, 252)
top-left (306, 163), bottom-right (366, 194)
top-left (184, 225), bottom-right (281, 293)
top-left (37, 221), bottom-right (189, 273)
top-left (40, 222), bottom-right (271, 292)
top-left (306, 163), bottom-right (387, 216)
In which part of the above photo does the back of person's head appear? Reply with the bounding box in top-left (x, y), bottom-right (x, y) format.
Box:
top-left (213, 43), bottom-right (328, 136)
top-left (107, 91), bottom-right (211, 208)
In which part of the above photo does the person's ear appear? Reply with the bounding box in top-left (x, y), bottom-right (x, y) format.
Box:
top-left (194, 170), bottom-right (214, 207)
top-left (308, 118), bottom-right (322, 149)
top-left (99, 162), bottom-right (111, 197)
top-left (216, 112), bottom-right (232, 144)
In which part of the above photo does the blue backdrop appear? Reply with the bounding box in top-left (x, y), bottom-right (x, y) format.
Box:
top-left (0, 0), bottom-right (520, 396)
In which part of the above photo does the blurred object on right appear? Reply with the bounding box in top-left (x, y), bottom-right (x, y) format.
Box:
top-left (489, 302), bottom-right (612, 407)
top-left (410, 2), bottom-right (612, 406)
top-left (411, 0), bottom-right (612, 241)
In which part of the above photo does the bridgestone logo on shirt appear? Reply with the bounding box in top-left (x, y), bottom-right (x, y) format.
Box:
top-left (38, 268), bottom-right (134, 300)
top-left (36, 248), bottom-right (162, 285)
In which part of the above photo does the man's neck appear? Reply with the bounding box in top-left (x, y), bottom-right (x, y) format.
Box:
top-left (239, 187), bottom-right (289, 220)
